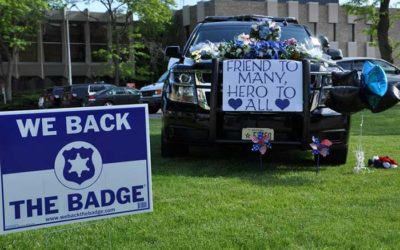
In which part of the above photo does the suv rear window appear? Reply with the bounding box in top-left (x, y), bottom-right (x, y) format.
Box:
top-left (72, 86), bottom-right (88, 96)
top-left (188, 23), bottom-right (313, 56)
top-left (89, 85), bottom-right (106, 92)
top-left (53, 87), bottom-right (64, 95)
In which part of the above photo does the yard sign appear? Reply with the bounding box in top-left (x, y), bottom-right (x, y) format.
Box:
top-left (0, 105), bottom-right (152, 234)
top-left (223, 59), bottom-right (303, 112)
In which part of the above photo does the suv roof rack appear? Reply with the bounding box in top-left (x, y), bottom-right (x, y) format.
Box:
top-left (203, 15), bottom-right (298, 24)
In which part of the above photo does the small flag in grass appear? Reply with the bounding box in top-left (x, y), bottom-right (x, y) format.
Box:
top-left (310, 136), bottom-right (332, 173)
top-left (251, 131), bottom-right (272, 170)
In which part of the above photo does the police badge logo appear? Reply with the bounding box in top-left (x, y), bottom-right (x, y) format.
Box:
top-left (54, 141), bottom-right (103, 190)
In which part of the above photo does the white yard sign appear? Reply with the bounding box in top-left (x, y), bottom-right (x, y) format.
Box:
top-left (223, 59), bottom-right (303, 112)
top-left (0, 105), bottom-right (152, 234)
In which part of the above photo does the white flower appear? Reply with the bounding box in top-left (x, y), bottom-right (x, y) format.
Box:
top-left (307, 47), bottom-right (323, 59)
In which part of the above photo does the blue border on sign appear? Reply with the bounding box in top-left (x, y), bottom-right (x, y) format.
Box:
top-left (1, 171), bottom-right (5, 232)
top-left (0, 104), bottom-right (152, 233)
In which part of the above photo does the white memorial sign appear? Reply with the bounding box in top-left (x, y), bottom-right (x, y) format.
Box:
top-left (223, 59), bottom-right (303, 112)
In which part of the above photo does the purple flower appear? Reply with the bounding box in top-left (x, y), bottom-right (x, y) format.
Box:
top-left (286, 38), bottom-right (297, 46)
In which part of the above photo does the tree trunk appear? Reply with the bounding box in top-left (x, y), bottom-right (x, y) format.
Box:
top-left (5, 57), bottom-right (14, 102)
top-left (113, 58), bottom-right (120, 86)
top-left (114, 33), bottom-right (121, 86)
top-left (377, 0), bottom-right (393, 63)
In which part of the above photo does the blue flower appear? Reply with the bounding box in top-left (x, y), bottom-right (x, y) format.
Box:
top-left (259, 26), bottom-right (270, 40)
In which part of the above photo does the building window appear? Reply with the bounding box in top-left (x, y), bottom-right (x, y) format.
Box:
top-left (19, 42), bottom-right (38, 62)
top-left (313, 23), bottom-right (317, 35)
top-left (0, 46), bottom-right (8, 62)
top-left (43, 22), bottom-right (62, 62)
top-left (90, 22), bottom-right (108, 62)
top-left (185, 25), bottom-right (190, 40)
top-left (69, 22), bottom-right (85, 62)
top-left (19, 33), bottom-right (38, 62)
top-left (70, 44), bottom-right (85, 62)
top-left (91, 44), bottom-right (108, 62)
top-left (333, 23), bottom-right (336, 41)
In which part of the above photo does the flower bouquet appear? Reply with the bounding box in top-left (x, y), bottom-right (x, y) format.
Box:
top-left (190, 19), bottom-right (316, 62)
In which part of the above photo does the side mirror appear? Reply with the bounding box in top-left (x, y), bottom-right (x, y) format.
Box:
top-left (395, 69), bottom-right (400, 74)
top-left (327, 48), bottom-right (343, 60)
top-left (165, 46), bottom-right (181, 58)
top-left (318, 35), bottom-right (330, 50)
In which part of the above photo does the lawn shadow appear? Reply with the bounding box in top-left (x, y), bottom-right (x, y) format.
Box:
top-left (150, 134), bottom-right (324, 187)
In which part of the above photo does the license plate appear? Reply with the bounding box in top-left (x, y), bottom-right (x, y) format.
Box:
top-left (241, 128), bottom-right (274, 140)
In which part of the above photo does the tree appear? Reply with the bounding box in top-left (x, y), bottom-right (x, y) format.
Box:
top-left (344, 0), bottom-right (400, 63)
top-left (86, 0), bottom-right (175, 85)
top-left (0, 0), bottom-right (51, 102)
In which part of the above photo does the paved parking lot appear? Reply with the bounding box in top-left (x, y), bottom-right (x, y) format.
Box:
top-left (149, 110), bottom-right (162, 118)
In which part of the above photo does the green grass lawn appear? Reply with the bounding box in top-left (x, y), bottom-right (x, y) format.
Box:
top-left (1, 106), bottom-right (400, 249)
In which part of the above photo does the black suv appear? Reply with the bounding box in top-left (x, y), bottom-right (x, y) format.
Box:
top-left (38, 86), bottom-right (65, 109)
top-left (162, 16), bottom-right (350, 164)
top-left (61, 83), bottom-right (116, 107)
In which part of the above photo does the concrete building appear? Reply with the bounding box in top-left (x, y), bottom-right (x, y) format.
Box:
top-left (172, 0), bottom-right (400, 65)
top-left (1, 2), bottom-right (399, 92)
top-left (0, 10), bottom-right (127, 91)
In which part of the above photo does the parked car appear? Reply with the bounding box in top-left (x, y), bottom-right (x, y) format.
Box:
top-left (61, 83), bottom-right (116, 107)
top-left (161, 15), bottom-right (350, 164)
top-left (83, 87), bottom-right (141, 106)
top-left (140, 71), bottom-right (169, 113)
top-left (336, 57), bottom-right (400, 85)
top-left (38, 86), bottom-right (65, 109)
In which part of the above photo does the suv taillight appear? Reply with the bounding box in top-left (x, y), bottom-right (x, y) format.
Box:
top-left (88, 95), bottom-right (96, 101)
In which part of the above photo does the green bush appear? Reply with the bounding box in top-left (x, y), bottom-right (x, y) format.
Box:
top-left (0, 91), bottom-right (41, 111)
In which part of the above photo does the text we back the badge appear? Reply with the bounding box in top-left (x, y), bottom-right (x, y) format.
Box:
top-left (0, 105), bottom-right (152, 234)
top-left (222, 59), bottom-right (303, 112)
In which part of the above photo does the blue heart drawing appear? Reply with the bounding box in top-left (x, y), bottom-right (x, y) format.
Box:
top-left (228, 98), bottom-right (242, 110)
top-left (275, 99), bottom-right (290, 110)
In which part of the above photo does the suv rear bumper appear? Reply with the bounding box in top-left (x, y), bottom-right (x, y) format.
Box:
top-left (162, 59), bottom-right (350, 150)
top-left (162, 108), bottom-right (350, 150)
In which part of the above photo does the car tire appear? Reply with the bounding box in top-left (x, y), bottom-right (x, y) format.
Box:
top-left (161, 131), bottom-right (189, 157)
top-left (104, 101), bottom-right (113, 106)
top-left (316, 146), bottom-right (348, 165)
top-left (149, 105), bottom-right (160, 114)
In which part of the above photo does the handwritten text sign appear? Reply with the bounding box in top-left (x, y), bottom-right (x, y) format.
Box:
top-left (222, 59), bottom-right (303, 112)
